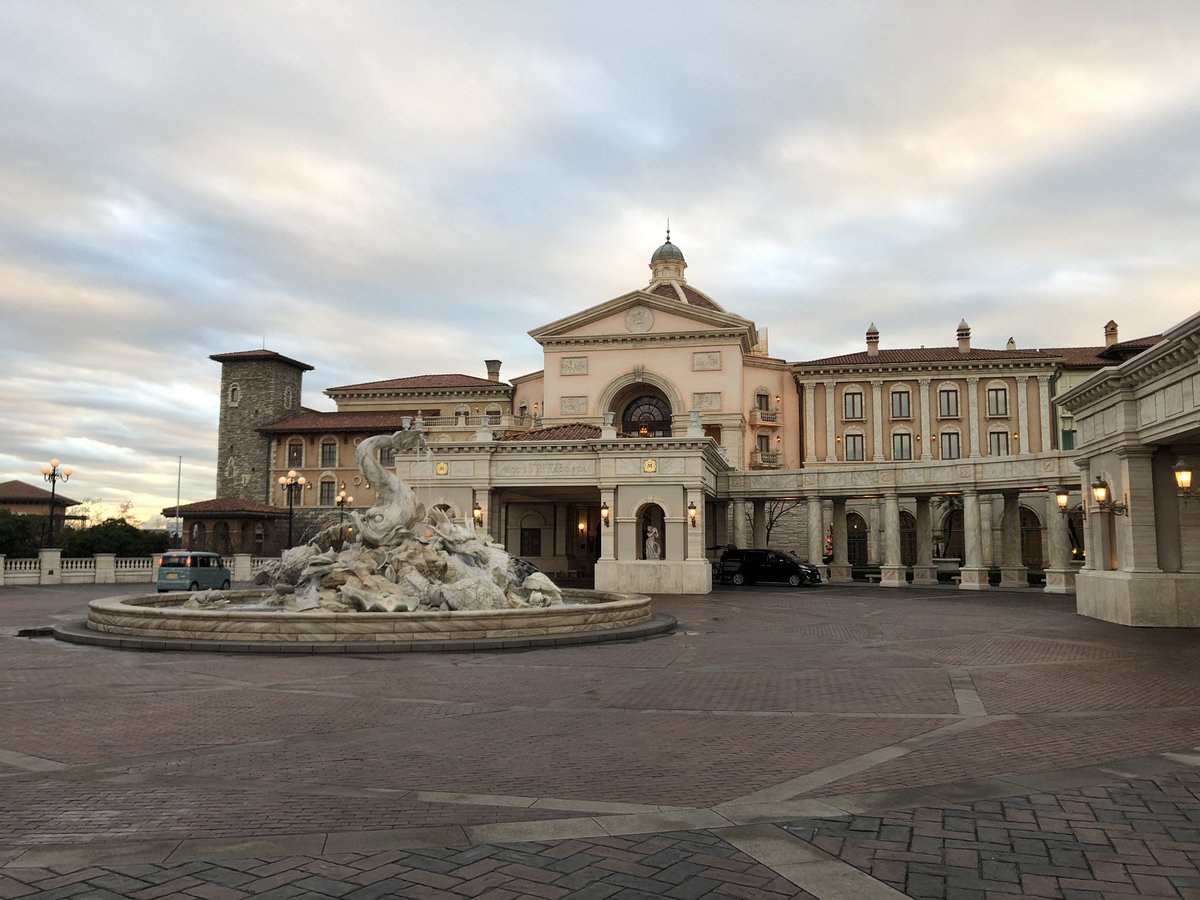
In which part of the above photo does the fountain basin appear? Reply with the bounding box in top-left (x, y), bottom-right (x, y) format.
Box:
top-left (56, 589), bottom-right (674, 653)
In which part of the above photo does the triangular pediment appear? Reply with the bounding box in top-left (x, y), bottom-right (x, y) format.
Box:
top-left (529, 288), bottom-right (758, 350)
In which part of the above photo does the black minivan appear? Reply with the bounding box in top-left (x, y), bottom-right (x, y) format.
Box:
top-left (719, 549), bottom-right (822, 587)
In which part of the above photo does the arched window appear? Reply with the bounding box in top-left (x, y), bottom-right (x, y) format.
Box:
top-left (228, 384), bottom-right (240, 405)
top-left (1020, 507), bottom-right (1044, 568)
top-left (253, 523), bottom-right (265, 556)
top-left (320, 438), bottom-right (338, 468)
top-left (485, 404), bottom-right (502, 425)
top-left (190, 522), bottom-right (206, 550)
top-left (622, 395), bottom-right (672, 437)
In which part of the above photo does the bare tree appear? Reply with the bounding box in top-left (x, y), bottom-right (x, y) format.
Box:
top-left (743, 499), bottom-right (803, 546)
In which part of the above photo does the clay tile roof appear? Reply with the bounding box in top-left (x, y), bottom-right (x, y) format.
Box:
top-left (161, 498), bottom-right (287, 517)
top-left (798, 347), bottom-right (1057, 366)
top-left (259, 410), bottom-right (427, 433)
top-left (495, 423), bottom-right (602, 442)
top-left (327, 374), bottom-right (506, 391)
top-left (0, 480), bottom-right (79, 507)
top-left (209, 349), bottom-right (313, 371)
top-left (648, 282), bottom-right (723, 311)
top-left (1029, 336), bottom-right (1161, 369)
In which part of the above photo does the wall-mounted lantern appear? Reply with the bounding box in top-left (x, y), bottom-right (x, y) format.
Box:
top-left (600, 501), bottom-right (610, 527)
top-left (1176, 460), bottom-right (1194, 500)
top-left (687, 500), bottom-right (698, 528)
top-left (472, 502), bottom-right (483, 525)
top-left (1091, 477), bottom-right (1128, 516)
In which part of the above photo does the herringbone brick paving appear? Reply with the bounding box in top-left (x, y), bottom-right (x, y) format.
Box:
top-left (5, 583), bottom-right (1200, 897)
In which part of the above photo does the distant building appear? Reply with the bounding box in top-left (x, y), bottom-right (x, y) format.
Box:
top-left (173, 236), bottom-right (1187, 617)
top-left (0, 480), bottom-right (81, 523)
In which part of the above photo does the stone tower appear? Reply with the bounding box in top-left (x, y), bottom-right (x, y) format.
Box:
top-left (209, 350), bottom-right (313, 503)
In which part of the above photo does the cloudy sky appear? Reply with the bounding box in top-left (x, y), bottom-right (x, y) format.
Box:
top-left (3, 1), bottom-right (1199, 523)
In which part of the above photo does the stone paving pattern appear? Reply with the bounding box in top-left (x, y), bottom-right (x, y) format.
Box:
top-left (3, 583), bottom-right (1200, 897)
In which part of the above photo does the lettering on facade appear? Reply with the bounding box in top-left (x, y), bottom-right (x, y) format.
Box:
top-left (625, 306), bottom-right (654, 333)
top-left (693, 351), bottom-right (721, 371)
top-left (693, 391), bottom-right (721, 411)
top-left (495, 460), bottom-right (596, 477)
top-left (560, 396), bottom-right (588, 415)
top-left (561, 356), bottom-right (588, 376)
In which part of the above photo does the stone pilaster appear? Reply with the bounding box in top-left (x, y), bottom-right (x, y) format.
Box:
top-left (880, 492), bottom-right (906, 587)
top-left (959, 490), bottom-right (989, 590)
top-left (998, 491), bottom-right (1028, 588)
top-left (829, 498), bottom-right (852, 583)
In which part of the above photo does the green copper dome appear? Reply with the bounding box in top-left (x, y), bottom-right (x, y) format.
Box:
top-left (651, 239), bottom-right (685, 263)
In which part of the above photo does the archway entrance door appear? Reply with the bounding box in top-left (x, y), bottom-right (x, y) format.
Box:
top-left (615, 387), bottom-right (672, 437)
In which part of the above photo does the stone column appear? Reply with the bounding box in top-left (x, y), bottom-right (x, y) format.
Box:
top-left (1037, 375), bottom-right (1052, 453)
top-left (1016, 376), bottom-right (1030, 456)
top-left (38, 548), bottom-right (62, 586)
top-left (751, 499), bottom-right (767, 548)
top-left (600, 488), bottom-right (616, 560)
top-left (828, 499), bottom-right (852, 583)
top-left (867, 498), bottom-right (882, 565)
top-left (911, 497), bottom-right (937, 585)
top-left (998, 491), bottom-right (1028, 588)
top-left (802, 382), bottom-right (817, 464)
top-left (871, 380), bottom-right (884, 461)
top-left (980, 495), bottom-right (995, 568)
top-left (967, 377), bottom-right (981, 458)
top-left (731, 498), bottom-right (749, 549)
top-left (919, 378), bottom-right (932, 460)
top-left (880, 492), bottom-right (906, 587)
top-left (806, 497), bottom-right (825, 570)
top-left (1043, 495), bottom-right (1076, 593)
top-left (94, 553), bottom-right (116, 584)
top-left (1118, 446), bottom-right (1162, 574)
top-left (959, 490), bottom-right (989, 590)
top-left (824, 381), bottom-right (837, 462)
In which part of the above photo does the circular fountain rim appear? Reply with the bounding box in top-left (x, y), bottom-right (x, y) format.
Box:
top-left (55, 588), bottom-right (675, 653)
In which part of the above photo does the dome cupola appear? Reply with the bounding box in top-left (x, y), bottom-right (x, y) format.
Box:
top-left (649, 226), bottom-right (687, 282)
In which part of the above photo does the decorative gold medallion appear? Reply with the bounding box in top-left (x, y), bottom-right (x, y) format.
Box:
top-left (642, 458), bottom-right (658, 473)
top-left (435, 461), bottom-right (449, 476)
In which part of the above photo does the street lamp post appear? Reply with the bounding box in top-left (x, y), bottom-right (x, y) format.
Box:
top-left (277, 469), bottom-right (305, 548)
top-left (40, 458), bottom-right (72, 548)
top-left (335, 489), bottom-right (354, 527)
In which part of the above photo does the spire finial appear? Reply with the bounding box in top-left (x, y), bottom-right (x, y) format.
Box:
top-left (666, 218), bottom-right (670, 243)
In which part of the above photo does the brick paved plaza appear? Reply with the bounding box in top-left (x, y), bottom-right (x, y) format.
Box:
top-left (3, 583), bottom-right (1200, 898)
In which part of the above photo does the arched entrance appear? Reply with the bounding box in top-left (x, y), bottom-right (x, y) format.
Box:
top-left (847, 512), bottom-right (868, 567)
top-left (1020, 507), bottom-right (1044, 567)
top-left (899, 511), bottom-right (917, 565)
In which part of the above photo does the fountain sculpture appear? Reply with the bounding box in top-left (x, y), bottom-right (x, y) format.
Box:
top-left (68, 425), bottom-right (670, 651)
top-left (246, 427), bottom-right (563, 613)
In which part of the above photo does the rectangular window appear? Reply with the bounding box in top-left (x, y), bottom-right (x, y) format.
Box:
top-left (891, 390), bottom-right (911, 419)
top-left (1061, 429), bottom-right (1075, 451)
top-left (938, 389), bottom-right (959, 418)
top-left (378, 447), bottom-right (395, 467)
top-left (892, 433), bottom-right (913, 461)
top-left (987, 387), bottom-right (1008, 417)
top-left (520, 528), bottom-right (542, 557)
top-left (287, 443), bottom-right (303, 467)
top-left (843, 391), bottom-right (864, 420)
top-left (757, 434), bottom-right (771, 453)
top-left (320, 443), bottom-right (337, 467)
top-left (844, 434), bottom-right (864, 461)
top-left (939, 432), bottom-right (961, 460)
top-left (755, 393), bottom-right (770, 411)
top-left (989, 432), bottom-right (1010, 456)
top-left (319, 481), bottom-right (336, 506)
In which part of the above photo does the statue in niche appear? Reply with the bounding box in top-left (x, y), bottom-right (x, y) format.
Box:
top-left (644, 524), bottom-right (661, 560)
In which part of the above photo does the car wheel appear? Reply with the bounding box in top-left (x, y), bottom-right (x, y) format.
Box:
top-left (189, 582), bottom-right (199, 591)
top-left (788, 574), bottom-right (801, 587)
top-left (157, 589), bottom-right (166, 594)
top-left (732, 572), bottom-right (745, 586)
top-left (221, 580), bottom-right (231, 590)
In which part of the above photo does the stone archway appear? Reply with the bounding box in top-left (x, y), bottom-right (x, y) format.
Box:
top-left (1021, 506), bottom-right (1044, 568)
top-left (620, 392), bottom-right (672, 437)
top-left (597, 371), bottom-right (684, 430)
top-left (900, 510), bottom-right (917, 566)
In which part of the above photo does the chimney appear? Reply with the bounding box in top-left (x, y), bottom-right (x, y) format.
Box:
top-left (1104, 320), bottom-right (1118, 347)
top-left (866, 323), bottom-right (880, 357)
top-left (485, 359), bottom-right (502, 382)
top-left (957, 319), bottom-right (971, 354)
top-left (1006, 337), bottom-right (1016, 350)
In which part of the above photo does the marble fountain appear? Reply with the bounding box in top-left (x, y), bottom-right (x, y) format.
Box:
top-left (59, 428), bottom-right (673, 653)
